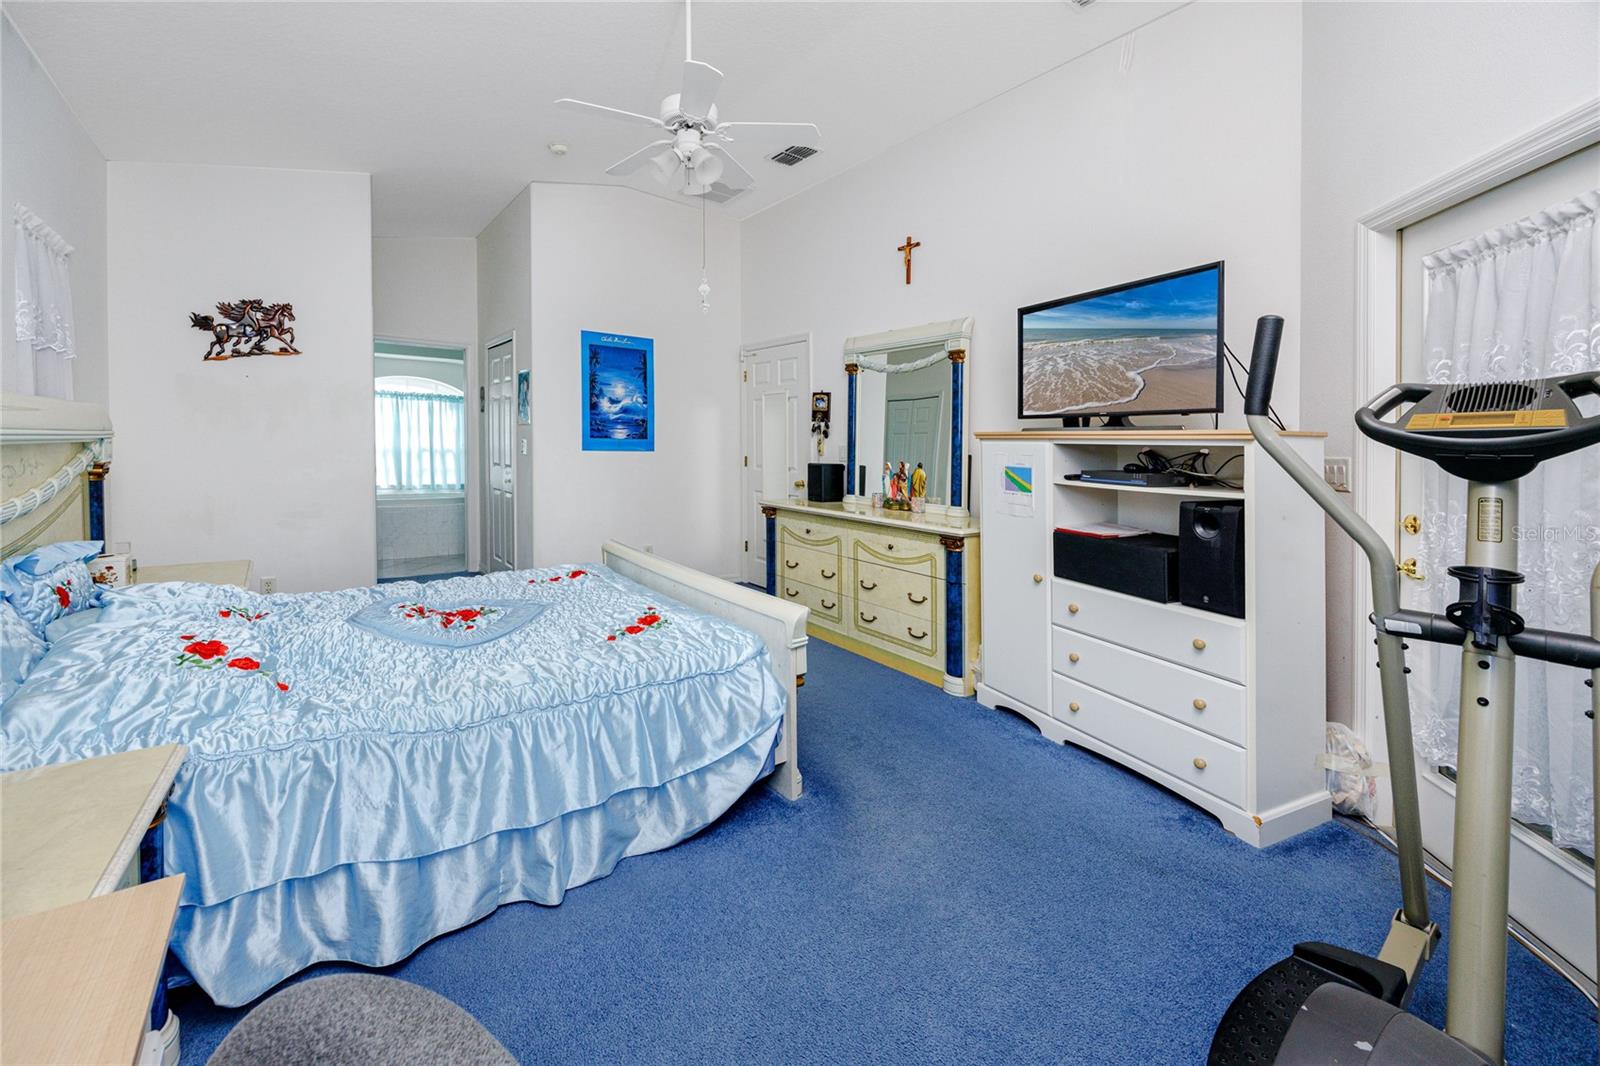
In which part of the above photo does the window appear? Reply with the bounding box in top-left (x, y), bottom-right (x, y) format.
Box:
top-left (375, 375), bottom-right (465, 493)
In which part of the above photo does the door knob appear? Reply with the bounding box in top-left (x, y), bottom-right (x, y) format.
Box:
top-left (1403, 514), bottom-right (1421, 535)
top-left (1398, 558), bottom-right (1424, 581)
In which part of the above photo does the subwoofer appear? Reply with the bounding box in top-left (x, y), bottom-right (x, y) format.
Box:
top-left (807, 463), bottom-right (845, 503)
top-left (1179, 500), bottom-right (1245, 618)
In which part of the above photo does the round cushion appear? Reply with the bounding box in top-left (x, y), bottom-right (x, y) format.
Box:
top-left (208, 974), bottom-right (516, 1066)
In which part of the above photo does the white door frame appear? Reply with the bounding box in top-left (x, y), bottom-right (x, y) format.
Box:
top-left (1350, 97), bottom-right (1600, 983)
top-left (483, 330), bottom-right (518, 572)
top-left (739, 332), bottom-right (812, 585)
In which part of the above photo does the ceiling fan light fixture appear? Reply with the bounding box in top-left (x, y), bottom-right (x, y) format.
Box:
top-left (688, 147), bottom-right (724, 187)
top-left (649, 149), bottom-right (682, 185)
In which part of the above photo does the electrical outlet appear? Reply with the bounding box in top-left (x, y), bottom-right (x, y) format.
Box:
top-left (1324, 457), bottom-right (1351, 494)
top-left (260, 576), bottom-right (277, 594)
top-left (644, 545), bottom-right (654, 554)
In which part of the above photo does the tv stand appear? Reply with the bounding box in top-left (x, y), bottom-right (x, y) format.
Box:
top-left (1059, 414), bottom-right (1185, 431)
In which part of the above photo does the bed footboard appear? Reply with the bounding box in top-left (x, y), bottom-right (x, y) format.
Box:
top-left (600, 541), bottom-right (806, 800)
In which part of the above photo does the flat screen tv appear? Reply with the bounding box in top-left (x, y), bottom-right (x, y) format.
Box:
top-left (1017, 261), bottom-right (1224, 423)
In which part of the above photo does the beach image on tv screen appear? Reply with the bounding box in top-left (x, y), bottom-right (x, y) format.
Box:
top-left (1021, 266), bottom-right (1219, 416)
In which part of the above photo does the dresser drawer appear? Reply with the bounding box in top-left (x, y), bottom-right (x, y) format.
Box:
top-left (1051, 579), bottom-right (1245, 682)
top-left (779, 541), bottom-right (844, 590)
top-left (849, 528), bottom-right (945, 581)
top-left (777, 515), bottom-right (845, 546)
top-left (1050, 627), bottom-right (1246, 745)
top-left (1052, 674), bottom-right (1245, 806)
top-left (852, 597), bottom-right (939, 660)
top-left (853, 557), bottom-right (940, 614)
top-left (779, 578), bottom-right (843, 625)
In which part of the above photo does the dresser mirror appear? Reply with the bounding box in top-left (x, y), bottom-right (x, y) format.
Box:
top-left (843, 316), bottom-right (974, 516)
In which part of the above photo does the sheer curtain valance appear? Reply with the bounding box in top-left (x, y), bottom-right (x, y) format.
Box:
top-left (1409, 189), bottom-right (1599, 854)
top-left (10, 204), bottom-right (76, 399)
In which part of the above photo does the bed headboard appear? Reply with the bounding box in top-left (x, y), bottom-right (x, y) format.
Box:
top-left (0, 392), bottom-right (113, 560)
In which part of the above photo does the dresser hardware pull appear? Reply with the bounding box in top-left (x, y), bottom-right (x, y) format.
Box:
top-left (1032, 574), bottom-right (1044, 584)
top-left (886, 543), bottom-right (894, 550)
top-left (907, 627), bottom-right (927, 640)
top-left (1068, 653), bottom-right (1080, 664)
top-left (784, 560), bottom-right (797, 569)
top-left (1193, 698), bottom-right (1207, 711)
top-left (907, 593), bottom-right (927, 605)
top-left (785, 588), bottom-right (799, 598)
top-left (822, 599), bottom-right (836, 610)
top-left (1192, 757), bottom-right (1208, 770)
top-left (821, 569), bottom-right (836, 580)
top-left (860, 612), bottom-right (878, 623)
top-left (1067, 602), bottom-right (1080, 614)
top-left (860, 580), bottom-right (877, 591)
top-left (804, 528), bottom-right (811, 534)
top-left (1068, 701), bottom-right (1080, 713)
top-left (1192, 638), bottom-right (1207, 651)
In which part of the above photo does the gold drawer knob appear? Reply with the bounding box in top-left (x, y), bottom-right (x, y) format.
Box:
top-left (1193, 698), bottom-right (1207, 711)
top-left (1192, 638), bottom-right (1207, 651)
top-left (1068, 701), bottom-right (1081, 713)
top-left (1067, 603), bottom-right (1080, 614)
top-left (1068, 653), bottom-right (1080, 664)
top-left (1192, 757), bottom-right (1208, 770)
top-left (1032, 573), bottom-right (1044, 584)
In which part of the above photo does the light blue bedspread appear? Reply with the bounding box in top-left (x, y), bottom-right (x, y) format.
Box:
top-left (1, 564), bottom-right (785, 1005)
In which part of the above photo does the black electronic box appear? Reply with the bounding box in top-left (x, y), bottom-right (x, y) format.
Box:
top-left (807, 463), bottom-right (846, 503)
top-left (1053, 529), bottom-right (1180, 604)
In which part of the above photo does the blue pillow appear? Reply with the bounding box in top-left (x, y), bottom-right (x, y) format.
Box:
top-left (1, 540), bottom-right (103, 636)
top-left (0, 599), bottom-right (47, 704)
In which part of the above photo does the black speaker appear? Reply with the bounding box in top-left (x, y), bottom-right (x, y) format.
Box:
top-left (1179, 501), bottom-right (1245, 618)
top-left (1054, 530), bottom-right (1179, 603)
top-left (807, 463), bottom-right (845, 503)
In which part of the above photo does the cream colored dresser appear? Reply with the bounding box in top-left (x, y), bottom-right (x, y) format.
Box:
top-left (762, 500), bottom-right (979, 695)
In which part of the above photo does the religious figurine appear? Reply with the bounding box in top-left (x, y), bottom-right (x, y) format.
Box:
top-left (893, 461), bottom-right (909, 500)
top-left (881, 462), bottom-right (891, 499)
top-left (911, 462), bottom-right (927, 500)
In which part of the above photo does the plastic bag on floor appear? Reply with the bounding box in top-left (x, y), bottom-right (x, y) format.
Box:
top-left (1319, 722), bottom-right (1378, 818)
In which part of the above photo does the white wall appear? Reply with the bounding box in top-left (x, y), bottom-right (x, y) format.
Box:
top-left (1301, 0), bottom-right (1600, 722)
top-left (1, 15), bottom-right (108, 404)
top-left (527, 183), bottom-right (743, 577)
top-left (741, 1), bottom-right (1303, 521)
top-left (106, 163), bottom-right (375, 592)
top-left (374, 353), bottom-right (465, 390)
top-left (476, 187), bottom-right (534, 566)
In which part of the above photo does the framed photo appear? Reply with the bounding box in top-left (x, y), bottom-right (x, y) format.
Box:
top-left (581, 330), bottom-right (654, 452)
top-left (516, 369), bottom-right (530, 425)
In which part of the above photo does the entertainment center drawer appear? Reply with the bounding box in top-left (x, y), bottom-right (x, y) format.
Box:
top-left (1051, 674), bottom-right (1245, 807)
top-left (1050, 627), bottom-right (1246, 746)
top-left (1051, 579), bottom-right (1245, 683)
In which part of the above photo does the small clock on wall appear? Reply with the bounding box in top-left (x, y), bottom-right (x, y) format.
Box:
top-left (811, 391), bottom-right (831, 445)
top-left (812, 391), bottom-right (830, 413)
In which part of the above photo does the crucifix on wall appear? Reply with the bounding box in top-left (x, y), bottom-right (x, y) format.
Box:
top-left (897, 235), bottom-right (921, 285)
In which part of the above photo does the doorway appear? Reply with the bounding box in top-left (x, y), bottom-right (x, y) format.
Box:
top-left (373, 340), bottom-right (469, 581)
top-left (484, 335), bottom-right (517, 572)
top-left (740, 336), bottom-right (810, 586)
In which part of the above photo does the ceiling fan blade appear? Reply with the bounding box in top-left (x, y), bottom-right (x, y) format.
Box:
top-left (554, 98), bottom-right (665, 128)
top-left (678, 59), bottom-right (724, 120)
top-left (706, 144), bottom-right (754, 189)
top-left (712, 121), bottom-right (820, 146)
top-left (605, 140), bottom-right (676, 176)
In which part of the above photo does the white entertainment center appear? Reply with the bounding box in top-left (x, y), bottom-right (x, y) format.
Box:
top-left (974, 429), bottom-right (1329, 847)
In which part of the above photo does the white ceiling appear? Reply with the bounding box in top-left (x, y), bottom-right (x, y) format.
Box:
top-left (5, 1), bottom-right (1184, 237)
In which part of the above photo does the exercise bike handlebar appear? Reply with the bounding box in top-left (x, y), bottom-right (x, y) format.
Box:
top-left (1243, 316), bottom-right (1433, 935)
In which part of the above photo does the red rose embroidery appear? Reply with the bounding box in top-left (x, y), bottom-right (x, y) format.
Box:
top-left (637, 614), bottom-right (661, 626)
top-left (184, 639), bottom-right (229, 660)
top-left (54, 585), bottom-right (71, 609)
top-left (568, 570), bottom-right (587, 579)
top-left (179, 634), bottom-right (196, 641)
top-left (624, 625), bottom-right (644, 635)
top-left (276, 681), bottom-right (290, 692)
top-left (455, 609), bottom-right (480, 621)
top-left (549, 576), bottom-right (562, 583)
top-left (218, 610), bottom-right (232, 618)
top-left (226, 657), bottom-right (261, 671)
top-left (606, 635), bottom-right (617, 641)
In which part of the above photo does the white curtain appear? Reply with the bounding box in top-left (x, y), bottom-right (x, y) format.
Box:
top-left (375, 387), bottom-right (466, 493)
top-left (1407, 190), bottom-right (1600, 855)
top-left (10, 205), bottom-right (76, 399)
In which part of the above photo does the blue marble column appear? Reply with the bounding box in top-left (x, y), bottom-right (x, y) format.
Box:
top-left (763, 506), bottom-right (777, 596)
top-left (845, 363), bottom-right (859, 496)
top-left (948, 350), bottom-right (965, 511)
top-left (942, 535), bottom-right (965, 695)
top-left (87, 462), bottom-right (108, 543)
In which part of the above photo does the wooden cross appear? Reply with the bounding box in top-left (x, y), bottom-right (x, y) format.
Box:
top-left (897, 235), bottom-right (921, 285)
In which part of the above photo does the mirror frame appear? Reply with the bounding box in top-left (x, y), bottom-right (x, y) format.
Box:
top-left (842, 315), bottom-right (974, 516)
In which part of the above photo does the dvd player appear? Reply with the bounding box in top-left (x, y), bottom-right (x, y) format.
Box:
top-left (1073, 469), bottom-right (1194, 488)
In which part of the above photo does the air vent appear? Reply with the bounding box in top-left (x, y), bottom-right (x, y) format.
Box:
top-left (698, 182), bottom-right (748, 205)
top-left (770, 145), bottom-right (819, 167)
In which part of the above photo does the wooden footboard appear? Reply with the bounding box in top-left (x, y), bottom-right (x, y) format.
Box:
top-left (601, 541), bottom-right (806, 800)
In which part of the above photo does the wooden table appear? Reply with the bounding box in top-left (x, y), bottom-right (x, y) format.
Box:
top-left (1, 744), bottom-right (187, 921)
top-left (2, 876), bottom-right (184, 1066)
top-left (134, 559), bottom-right (253, 588)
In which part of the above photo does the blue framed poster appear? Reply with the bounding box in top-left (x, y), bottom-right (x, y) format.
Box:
top-left (581, 330), bottom-right (654, 452)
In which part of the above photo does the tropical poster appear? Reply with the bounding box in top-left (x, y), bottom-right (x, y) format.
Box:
top-left (581, 330), bottom-right (654, 451)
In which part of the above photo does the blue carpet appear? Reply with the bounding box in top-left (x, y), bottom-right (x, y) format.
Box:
top-left (172, 640), bottom-right (1596, 1064)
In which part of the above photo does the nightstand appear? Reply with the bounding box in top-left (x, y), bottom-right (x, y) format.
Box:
top-left (134, 559), bottom-right (253, 588)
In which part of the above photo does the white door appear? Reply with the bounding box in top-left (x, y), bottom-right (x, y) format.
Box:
top-left (1397, 144), bottom-right (1600, 981)
top-left (485, 337), bottom-right (516, 572)
top-left (740, 339), bottom-right (810, 586)
top-left (884, 395), bottom-right (943, 490)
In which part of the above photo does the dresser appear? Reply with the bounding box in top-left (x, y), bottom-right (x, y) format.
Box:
top-left (974, 430), bottom-right (1328, 847)
top-left (761, 500), bottom-right (979, 695)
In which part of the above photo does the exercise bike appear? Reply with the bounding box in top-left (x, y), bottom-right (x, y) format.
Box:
top-left (1208, 316), bottom-right (1600, 1065)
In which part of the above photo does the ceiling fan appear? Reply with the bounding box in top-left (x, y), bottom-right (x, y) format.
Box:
top-left (554, 0), bottom-right (821, 197)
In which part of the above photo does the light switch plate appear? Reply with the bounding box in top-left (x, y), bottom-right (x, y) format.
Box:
top-left (1324, 457), bottom-right (1351, 493)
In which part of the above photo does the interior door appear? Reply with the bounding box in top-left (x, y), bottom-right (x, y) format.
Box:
top-left (885, 396), bottom-right (943, 487)
top-left (741, 339), bottom-right (810, 585)
top-left (1396, 144), bottom-right (1600, 981)
top-left (485, 338), bottom-right (515, 572)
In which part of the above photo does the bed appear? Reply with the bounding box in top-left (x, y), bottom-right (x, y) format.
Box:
top-left (0, 393), bottom-right (807, 1007)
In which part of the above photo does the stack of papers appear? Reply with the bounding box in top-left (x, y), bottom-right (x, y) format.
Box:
top-left (1055, 522), bottom-right (1150, 539)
